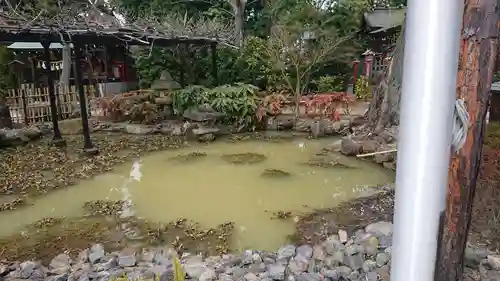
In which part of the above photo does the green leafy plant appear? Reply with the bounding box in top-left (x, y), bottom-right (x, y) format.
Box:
top-left (355, 75), bottom-right (370, 100)
top-left (172, 83), bottom-right (260, 130)
top-left (311, 75), bottom-right (346, 92)
top-left (171, 85), bottom-right (208, 114)
top-left (206, 83), bottom-right (260, 130)
top-left (173, 255), bottom-right (185, 281)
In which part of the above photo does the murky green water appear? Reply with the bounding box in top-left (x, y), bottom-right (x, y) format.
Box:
top-left (0, 138), bottom-right (393, 251)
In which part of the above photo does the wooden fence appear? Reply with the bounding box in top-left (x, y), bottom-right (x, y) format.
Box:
top-left (6, 83), bottom-right (96, 124)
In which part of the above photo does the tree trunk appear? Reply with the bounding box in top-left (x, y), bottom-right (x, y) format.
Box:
top-left (230, 0), bottom-right (246, 48)
top-left (367, 22), bottom-right (405, 133)
top-left (435, 1), bottom-right (500, 281)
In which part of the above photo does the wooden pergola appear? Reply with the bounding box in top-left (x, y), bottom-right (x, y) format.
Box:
top-left (0, 5), bottom-right (233, 154)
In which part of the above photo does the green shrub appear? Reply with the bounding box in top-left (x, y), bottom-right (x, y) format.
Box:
top-left (311, 75), bottom-right (346, 92)
top-left (172, 83), bottom-right (260, 130)
top-left (355, 75), bottom-right (370, 100)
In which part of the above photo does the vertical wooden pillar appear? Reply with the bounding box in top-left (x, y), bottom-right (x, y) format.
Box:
top-left (42, 41), bottom-right (65, 147)
top-left (122, 46), bottom-right (127, 82)
top-left (73, 42), bottom-right (98, 155)
top-left (435, 1), bottom-right (500, 280)
top-left (211, 43), bottom-right (218, 86)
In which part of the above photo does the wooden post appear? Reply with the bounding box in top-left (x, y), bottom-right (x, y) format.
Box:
top-left (42, 41), bottom-right (65, 147)
top-left (73, 42), bottom-right (98, 155)
top-left (435, 1), bottom-right (500, 280)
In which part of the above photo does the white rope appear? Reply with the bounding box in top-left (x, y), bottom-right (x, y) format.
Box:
top-left (452, 99), bottom-right (469, 152)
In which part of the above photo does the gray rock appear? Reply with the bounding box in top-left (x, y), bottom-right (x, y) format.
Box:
top-left (50, 254), bottom-right (71, 274)
top-left (7, 269), bottom-right (21, 279)
top-left (294, 118), bottom-right (313, 132)
top-left (362, 260), bottom-right (377, 273)
top-left (50, 254), bottom-right (71, 269)
top-left (228, 266), bottom-right (247, 279)
top-left (345, 244), bottom-right (363, 256)
top-left (248, 263), bottom-right (267, 273)
top-left (375, 253), bottom-right (390, 267)
top-left (296, 245), bottom-right (313, 259)
top-left (487, 255), bottom-right (500, 270)
top-left (331, 251), bottom-right (344, 265)
top-left (125, 124), bottom-right (155, 135)
top-left (89, 244), bottom-right (105, 264)
top-left (146, 265), bottom-right (172, 281)
top-left (310, 121), bottom-right (325, 138)
top-left (243, 251), bottom-right (255, 265)
top-left (96, 257), bottom-right (118, 271)
top-left (323, 237), bottom-right (343, 255)
top-left (199, 269), bottom-right (217, 281)
top-left (365, 271), bottom-right (378, 281)
top-left (297, 273), bottom-right (321, 281)
top-left (344, 254), bottom-right (364, 271)
top-left (77, 272), bottom-right (90, 281)
top-left (365, 222), bottom-right (393, 236)
top-left (347, 271), bottom-right (359, 280)
top-left (278, 245), bottom-right (296, 260)
top-left (288, 256), bottom-right (309, 274)
top-left (219, 273), bottom-right (234, 281)
top-left (268, 264), bottom-right (286, 280)
top-left (50, 273), bottom-right (69, 281)
top-left (30, 269), bottom-right (45, 281)
top-left (118, 248), bottom-right (137, 267)
top-left (221, 254), bottom-right (242, 267)
top-left (334, 266), bottom-right (352, 279)
top-left (323, 256), bottom-right (338, 269)
top-left (192, 126), bottom-right (220, 136)
top-left (340, 138), bottom-right (362, 156)
top-left (253, 253), bottom-right (263, 263)
top-left (312, 246), bottom-right (325, 261)
top-left (323, 269), bottom-right (340, 281)
top-left (245, 272), bottom-right (261, 281)
top-left (184, 259), bottom-right (206, 279)
top-left (19, 261), bottom-right (36, 278)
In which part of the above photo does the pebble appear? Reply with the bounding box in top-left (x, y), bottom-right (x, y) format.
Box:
top-left (1, 220), bottom-right (498, 281)
top-left (338, 230), bottom-right (348, 243)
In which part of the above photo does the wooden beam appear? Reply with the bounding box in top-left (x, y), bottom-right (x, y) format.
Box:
top-left (73, 42), bottom-right (98, 155)
top-left (42, 40), bottom-right (65, 147)
top-left (435, 1), bottom-right (500, 280)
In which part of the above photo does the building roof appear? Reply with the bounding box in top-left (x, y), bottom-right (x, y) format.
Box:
top-left (363, 8), bottom-right (405, 34)
top-left (0, 4), bottom-right (234, 47)
top-left (7, 42), bottom-right (73, 49)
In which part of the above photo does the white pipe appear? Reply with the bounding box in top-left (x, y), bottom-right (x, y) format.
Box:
top-left (390, 0), bottom-right (463, 281)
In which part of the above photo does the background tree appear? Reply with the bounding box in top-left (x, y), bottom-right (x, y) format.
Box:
top-left (267, 1), bottom-right (356, 116)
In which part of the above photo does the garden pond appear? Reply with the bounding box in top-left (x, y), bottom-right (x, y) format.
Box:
top-left (0, 137), bottom-right (393, 252)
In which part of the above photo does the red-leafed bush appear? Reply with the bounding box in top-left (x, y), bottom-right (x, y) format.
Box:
top-left (256, 92), bottom-right (292, 121)
top-left (300, 92), bottom-right (354, 121)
